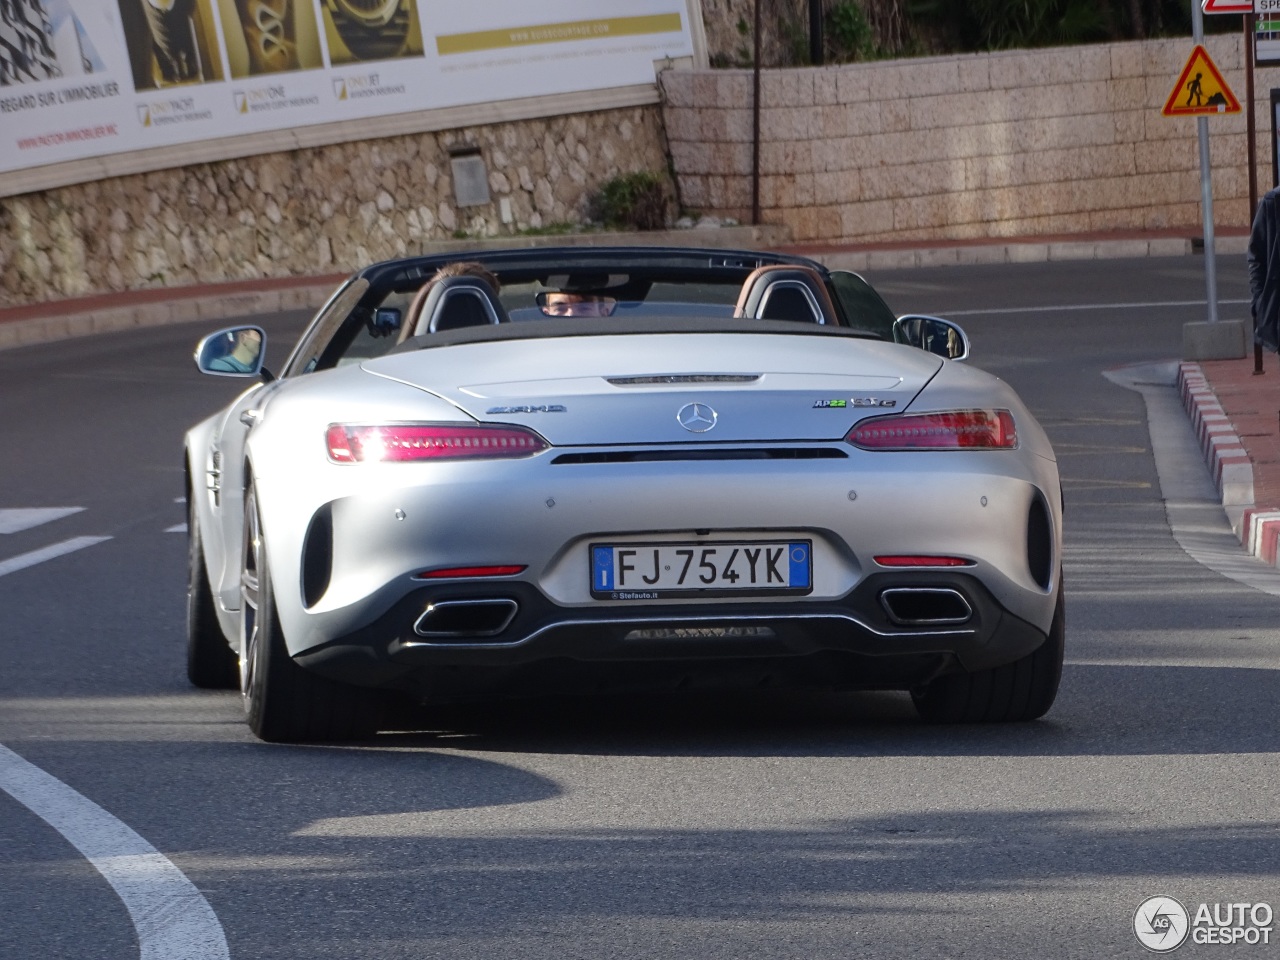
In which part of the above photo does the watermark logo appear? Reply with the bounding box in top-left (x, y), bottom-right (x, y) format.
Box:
top-left (1135, 898), bottom-right (1274, 951)
top-left (1134, 896), bottom-right (1190, 952)
top-left (1190, 903), bottom-right (1274, 946)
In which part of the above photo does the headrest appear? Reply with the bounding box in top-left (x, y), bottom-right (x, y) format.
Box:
top-left (411, 276), bottom-right (508, 336)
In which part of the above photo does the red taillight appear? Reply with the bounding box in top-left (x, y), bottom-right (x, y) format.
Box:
top-left (326, 423), bottom-right (549, 463)
top-left (847, 409), bottom-right (1016, 450)
top-left (415, 565), bottom-right (527, 579)
top-left (873, 556), bottom-right (975, 567)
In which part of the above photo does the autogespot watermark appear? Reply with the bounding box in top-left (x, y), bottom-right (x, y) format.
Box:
top-left (1134, 896), bottom-right (1274, 952)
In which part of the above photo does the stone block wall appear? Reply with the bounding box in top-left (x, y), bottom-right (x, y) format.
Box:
top-left (0, 106), bottom-right (670, 308)
top-left (660, 35), bottom-right (1270, 244)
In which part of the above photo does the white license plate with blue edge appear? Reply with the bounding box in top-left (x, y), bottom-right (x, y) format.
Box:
top-left (590, 541), bottom-right (812, 599)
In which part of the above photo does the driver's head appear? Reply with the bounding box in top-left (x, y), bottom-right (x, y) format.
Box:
top-left (539, 291), bottom-right (616, 317)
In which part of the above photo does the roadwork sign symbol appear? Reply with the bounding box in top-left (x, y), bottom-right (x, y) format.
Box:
top-left (1162, 45), bottom-right (1241, 116)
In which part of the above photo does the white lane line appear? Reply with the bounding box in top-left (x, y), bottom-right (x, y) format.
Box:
top-left (0, 537), bottom-right (112, 578)
top-left (943, 298), bottom-right (1251, 317)
top-left (166, 524), bottom-right (188, 534)
top-left (0, 744), bottom-right (230, 960)
top-left (0, 508), bottom-right (85, 535)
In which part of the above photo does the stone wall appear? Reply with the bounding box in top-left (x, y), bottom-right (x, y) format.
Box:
top-left (661, 35), bottom-right (1268, 244)
top-left (3, 33), bottom-right (1272, 310)
top-left (0, 106), bottom-right (670, 308)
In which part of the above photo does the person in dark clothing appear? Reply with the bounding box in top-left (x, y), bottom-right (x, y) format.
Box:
top-left (207, 327), bottom-right (262, 373)
top-left (1248, 187), bottom-right (1280, 353)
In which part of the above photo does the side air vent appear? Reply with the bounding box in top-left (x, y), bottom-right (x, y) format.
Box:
top-left (1027, 493), bottom-right (1053, 590)
top-left (553, 448), bottom-right (848, 465)
top-left (301, 504), bottom-right (334, 608)
top-left (607, 375), bottom-right (761, 385)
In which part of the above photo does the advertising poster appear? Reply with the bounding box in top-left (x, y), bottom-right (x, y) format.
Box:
top-left (0, 0), bottom-right (696, 181)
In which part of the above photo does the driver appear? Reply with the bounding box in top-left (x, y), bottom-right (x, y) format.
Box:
top-left (538, 290), bottom-right (617, 317)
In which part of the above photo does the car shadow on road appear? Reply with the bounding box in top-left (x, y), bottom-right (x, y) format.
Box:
top-left (365, 660), bottom-right (1280, 760)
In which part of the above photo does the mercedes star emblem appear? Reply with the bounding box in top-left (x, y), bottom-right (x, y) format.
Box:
top-left (676, 402), bottom-right (718, 433)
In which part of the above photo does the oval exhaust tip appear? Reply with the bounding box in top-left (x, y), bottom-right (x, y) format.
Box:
top-left (879, 588), bottom-right (972, 626)
top-left (414, 599), bottom-right (518, 638)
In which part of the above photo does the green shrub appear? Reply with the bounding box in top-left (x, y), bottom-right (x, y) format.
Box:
top-left (828, 2), bottom-right (877, 61)
top-left (592, 171), bottom-right (670, 231)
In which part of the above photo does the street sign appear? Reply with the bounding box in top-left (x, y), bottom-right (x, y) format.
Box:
top-left (1163, 45), bottom-right (1242, 116)
top-left (1258, 0), bottom-right (1280, 13)
top-left (1259, 14), bottom-right (1280, 64)
top-left (1202, 0), bottom-right (1252, 12)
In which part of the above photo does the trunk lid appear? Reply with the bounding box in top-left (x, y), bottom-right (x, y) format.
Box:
top-left (364, 332), bottom-right (940, 445)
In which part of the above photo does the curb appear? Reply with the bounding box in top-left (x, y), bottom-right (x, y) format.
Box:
top-left (802, 234), bottom-right (1244, 274)
top-left (1178, 361), bottom-right (1280, 566)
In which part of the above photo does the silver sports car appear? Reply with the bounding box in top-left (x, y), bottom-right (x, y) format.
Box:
top-left (185, 246), bottom-right (1063, 742)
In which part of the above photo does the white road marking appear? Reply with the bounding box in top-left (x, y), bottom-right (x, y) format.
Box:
top-left (0, 743), bottom-right (229, 960)
top-left (166, 524), bottom-right (188, 534)
top-left (0, 508), bottom-right (84, 535)
top-left (943, 297), bottom-right (1250, 317)
top-left (0, 537), bottom-right (112, 578)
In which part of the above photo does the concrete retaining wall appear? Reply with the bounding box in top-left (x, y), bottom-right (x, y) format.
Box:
top-left (660, 35), bottom-right (1268, 244)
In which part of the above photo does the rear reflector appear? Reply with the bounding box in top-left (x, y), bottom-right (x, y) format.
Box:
top-left (327, 423), bottom-right (548, 463)
top-left (415, 565), bottom-right (527, 579)
top-left (847, 410), bottom-right (1016, 450)
top-left (873, 555), bottom-right (975, 567)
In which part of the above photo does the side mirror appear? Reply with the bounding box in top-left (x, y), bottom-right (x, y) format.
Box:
top-left (893, 315), bottom-right (969, 361)
top-left (194, 325), bottom-right (268, 378)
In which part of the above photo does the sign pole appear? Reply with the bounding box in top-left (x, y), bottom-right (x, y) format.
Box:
top-left (1248, 13), bottom-right (1263, 371)
top-left (1249, 13), bottom-right (1259, 215)
top-left (1194, 0), bottom-right (1221, 324)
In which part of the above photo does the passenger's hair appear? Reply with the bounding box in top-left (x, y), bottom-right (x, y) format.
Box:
top-left (430, 260), bottom-right (500, 292)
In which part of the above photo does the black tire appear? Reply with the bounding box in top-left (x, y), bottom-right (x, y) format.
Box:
top-left (186, 492), bottom-right (240, 689)
top-left (911, 588), bottom-right (1064, 724)
top-left (240, 483), bottom-right (381, 743)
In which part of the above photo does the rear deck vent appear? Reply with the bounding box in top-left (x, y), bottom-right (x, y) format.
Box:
top-left (607, 375), bottom-right (761, 386)
top-left (553, 448), bottom-right (848, 465)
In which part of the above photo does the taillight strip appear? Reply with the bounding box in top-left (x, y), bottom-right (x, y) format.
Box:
top-left (847, 409), bottom-right (1016, 450)
top-left (326, 423), bottom-right (549, 463)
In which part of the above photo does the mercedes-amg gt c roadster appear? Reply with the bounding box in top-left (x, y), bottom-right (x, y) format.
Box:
top-left (184, 246), bottom-right (1063, 742)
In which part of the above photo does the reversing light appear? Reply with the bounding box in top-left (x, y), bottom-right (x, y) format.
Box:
top-left (847, 409), bottom-right (1017, 450)
top-left (415, 565), bottom-right (527, 579)
top-left (326, 423), bottom-right (549, 463)
top-left (873, 556), bottom-right (975, 567)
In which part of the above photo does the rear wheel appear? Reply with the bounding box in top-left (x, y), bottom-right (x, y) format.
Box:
top-left (186, 491), bottom-right (239, 689)
top-left (911, 588), bottom-right (1064, 723)
top-left (240, 483), bottom-right (381, 743)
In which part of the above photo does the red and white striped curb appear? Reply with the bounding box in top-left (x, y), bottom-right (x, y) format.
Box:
top-left (1178, 362), bottom-right (1280, 566)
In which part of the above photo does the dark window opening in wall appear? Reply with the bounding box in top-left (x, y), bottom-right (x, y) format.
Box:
top-left (449, 146), bottom-right (490, 208)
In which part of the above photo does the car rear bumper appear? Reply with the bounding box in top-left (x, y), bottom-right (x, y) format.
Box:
top-left (294, 571), bottom-right (1052, 700)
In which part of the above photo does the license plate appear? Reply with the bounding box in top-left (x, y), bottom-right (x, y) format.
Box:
top-left (590, 540), bottom-right (812, 599)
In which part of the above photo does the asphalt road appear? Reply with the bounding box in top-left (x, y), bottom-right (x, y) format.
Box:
top-left (1, 256), bottom-right (1277, 959)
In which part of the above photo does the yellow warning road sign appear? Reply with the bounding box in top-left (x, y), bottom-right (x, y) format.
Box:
top-left (1163, 45), bottom-right (1241, 116)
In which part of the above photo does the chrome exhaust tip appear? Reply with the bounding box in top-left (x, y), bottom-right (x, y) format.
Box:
top-left (414, 599), bottom-right (518, 638)
top-left (879, 587), bottom-right (972, 626)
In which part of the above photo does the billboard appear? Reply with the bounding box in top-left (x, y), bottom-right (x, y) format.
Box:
top-left (0, 0), bottom-right (696, 183)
